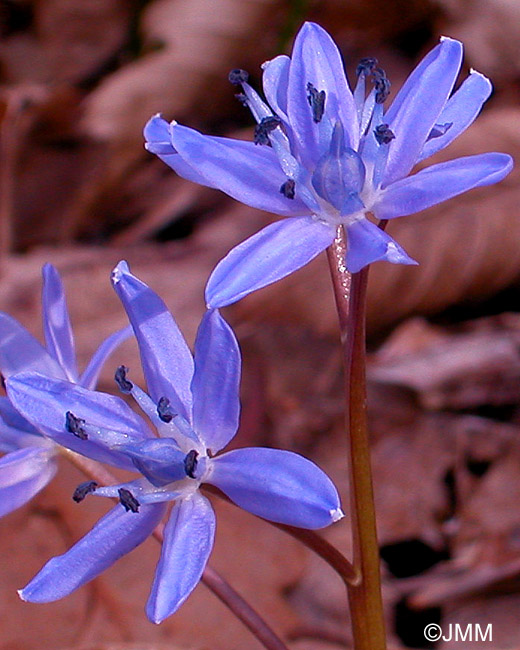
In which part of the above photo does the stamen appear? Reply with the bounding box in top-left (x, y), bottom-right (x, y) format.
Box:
top-left (72, 481), bottom-right (98, 503)
top-left (228, 69), bottom-right (249, 85)
top-left (184, 449), bottom-right (199, 479)
top-left (374, 124), bottom-right (395, 145)
top-left (372, 68), bottom-right (391, 104)
top-left (118, 487), bottom-right (140, 513)
top-left (280, 179), bottom-right (296, 199)
top-left (157, 396), bottom-right (175, 423)
top-left (115, 365), bottom-right (133, 393)
top-left (65, 411), bottom-right (87, 440)
top-left (254, 116), bottom-right (282, 146)
top-left (306, 82), bottom-right (326, 123)
top-left (356, 57), bottom-right (378, 76)
top-left (235, 92), bottom-right (249, 107)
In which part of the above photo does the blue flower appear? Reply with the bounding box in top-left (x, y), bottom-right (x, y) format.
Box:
top-left (6, 261), bottom-right (343, 623)
top-left (144, 22), bottom-right (513, 307)
top-left (0, 264), bottom-right (131, 517)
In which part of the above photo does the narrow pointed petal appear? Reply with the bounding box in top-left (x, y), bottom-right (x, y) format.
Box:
top-left (191, 310), bottom-right (240, 453)
top-left (111, 262), bottom-right (193, 422)
top-left (7, 372), bottom-right (150, 470)
top-left (206, 216), bottom-right (335, 308)
top-left (0, 313), bottom-right (65, 380)
top-left (262, 55), bottom-right (291, 122)
top-left (375, 152), bottom-right (513, 219)
top-left (79, 326), bottom-right (133, 390)
top-left (0, 448), bottom-right (57, 517)
top-left (287, 22), bottom-right (358, 168)
top-left (207, 448), bottom-right (343, 529)
top-left (144, 115), bottom-right (220, 188)
top-left (418, 70), bottom-right (492, 162)
top-left (384, 37), bottom-right (464, 185)
top-left (0, 395), bottom-right (39, 434)
top-left (147, 493), bottom-right (215, 623)
top-left (41, 264), bottom-right (78, 381)
top-left (345, 218), bottom-right (417, 273)
top-left (170, 124), bottom-right (310, 216)
top-left (19, 502), bottom-right (166, 602)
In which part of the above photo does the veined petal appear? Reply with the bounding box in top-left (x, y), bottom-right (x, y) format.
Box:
top-left (0, 313), bottom-right (65, 380)
top-left (147, 493), bottom-right (215, 623)
top-left (19, 502), bottom-right (166, 603)
top-left (262, 55), bottom-right (291, 122)
top-left (345, 219), bottom-right (417, 273)
top-left (170, 123), bottom-right (310, 216)
top-left (0, 395), bottom-right (39, 435)
top-left (418, 69), bottom-right (492, 162)
top-left (287, 23), bottom-right (358, 167)
top-left (79, 325), bottom-right (133, 390)
top-left (191, 310), bottom-right (240, 453)
top-left (41, 264), bottom-right (78, 382)
top-left (205, 216), bottom-right (335, 308)
top-left (375, 152), bottom-right (514, 219)
top-left (6, 372), bottom-right (150, 470)
top-left (0, 447), bottom-right (57, 517)
top-left (384, 37), bottom-right (463, 185)
top-left (207, 448), bottom-right (343, 529)
top-left (144, 115), bottom-right (220, 188)
top-left (111, 261), bottom-right (194, 422)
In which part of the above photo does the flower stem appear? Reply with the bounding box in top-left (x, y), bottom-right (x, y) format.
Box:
top-left (326, 226), bottom-right (387, 650)
top-left (61, 448), bottom-right (290, 650)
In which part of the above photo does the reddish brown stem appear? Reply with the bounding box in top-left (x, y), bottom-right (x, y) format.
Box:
top-left (326, 226), bottom-right (387, 650)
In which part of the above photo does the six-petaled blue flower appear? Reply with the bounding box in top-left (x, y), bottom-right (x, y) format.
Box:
top-left (0, 264), bottom-right (130, 517)
top-left (144, 22), bottom-right (513, 308)
top-left (6, 261), bottom-right (343, 623)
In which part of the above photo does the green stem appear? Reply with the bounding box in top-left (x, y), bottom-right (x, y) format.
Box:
top-left (326, 226), bottom-right (387, 650)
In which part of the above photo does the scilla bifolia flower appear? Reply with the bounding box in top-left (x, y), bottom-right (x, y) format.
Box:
top-left (6, 262), bottom-right (342, 623)
top-left (145, 22), bottom-right (512, 307)
top-left (0, 264), bottom-right (130, 517)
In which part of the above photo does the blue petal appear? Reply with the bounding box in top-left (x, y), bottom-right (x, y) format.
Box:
top-left (19, 502), bottom-right (166, 602)
top-left (375, 152), bottom-right (514, 219)
top-left (191, 310), bottom-right (240, 453)
top-left (262, 55), bottom-right (291, 122)
top-left (41, 264), bottom-right (78, 382)
top-left (287, 22), bottom-right (358, 168)
top-left (383, 37), bottom-right (463, 185)
top-left (345, 219), bottom-right (417, 273)
top-left (0, 313), bottom-right (66, 379)
top-left (111, 261), bottom-right (194, 422)
top-left (207, 448), bottom-right (343, 529)
top-left (0, 447), bottom-right (57, 517)
top-left (0, 395), bottom-right (40, 435)
top-left (6, 372), bottom-right (150, 470)
top-left (205, 216), bottom-right (335, 308)
top-left (146, 493), bottom-right (215, 623)
top-left (418, 70), bottom-right (492, 162)
top-left (79, 325), bottom-right (133, 390)
top-left (144, 115), bottom-right (220, 188)
top-left (170, 123), bottom-right (310, 217)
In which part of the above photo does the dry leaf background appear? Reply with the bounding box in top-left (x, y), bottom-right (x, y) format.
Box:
top-left (1, 1), bottom-right (520, 648)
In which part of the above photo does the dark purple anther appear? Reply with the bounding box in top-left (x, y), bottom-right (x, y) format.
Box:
top-left (356, 57), bottom-right (378, 76)
top-left (372, 68), bottom-right (391, 104)
top-left (115, 365), bottom-right (133, 393)
top-left (306, 83), bottom-right (326, 123)
top-left (72, 481), bottom-right (98, 503)
top-left (157, 396), bottom-right (175, 423)
top-left (65, 411), bottom-right (87, 440)
top-left (374, 124), bottom-right (395, 145)
top-left (228, 69), bottom-right (249, 85)
top-left (118, 488), bottom-right (140, 513)
top-left (254, 116), bottom-right (282, 146)
top-left (280, 179), bottom-right (296, 199)
top-left (184, 450), bottom-right (199, 478)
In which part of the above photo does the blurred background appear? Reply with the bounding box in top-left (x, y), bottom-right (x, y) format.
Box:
top-left (1, 0), bottom-right (520, 648)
